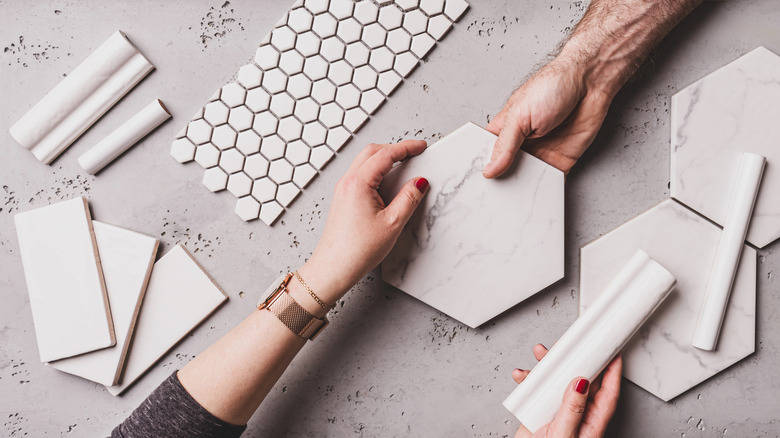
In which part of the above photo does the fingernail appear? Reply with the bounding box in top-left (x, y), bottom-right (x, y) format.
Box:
top-left (482, 160), bottom-right (495, 175)
top-left (574, 379), bottom-right (589, 394)
top-left (415, 177), bottom-right (429, 193)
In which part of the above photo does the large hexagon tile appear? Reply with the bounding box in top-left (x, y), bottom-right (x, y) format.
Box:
top-left (379, 123), bottom-right (565, 328)
top-left (670, 46), bottom-right (780, 248)
top-left (171, 0), bottom-right (470, 225)
top-left (580, 199), bottom-right (756, 402)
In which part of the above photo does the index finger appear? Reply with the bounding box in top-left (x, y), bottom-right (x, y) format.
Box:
top-left (355, 140), bottom-right (427, 188)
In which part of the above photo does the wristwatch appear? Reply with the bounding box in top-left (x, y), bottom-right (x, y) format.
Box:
top-left (257, 272), bottom-right (328, 340)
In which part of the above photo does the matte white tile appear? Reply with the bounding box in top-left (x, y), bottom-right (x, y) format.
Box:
top-left (311, 78), bottom-right (337, 104)
top-left (320, 36), bottom-right (346, 62)
top-left (670, 47), bottom-right (780, 248)
top-left (220, 82), bottom-right (247, 107)
top-left (345, 41), bottom-right (370, 67)
top-left (303, 121), bottom-right (328, 146)
top-left (235, 196), bottom-right (261, 221)
top-left (420, 0), bottom-right (445, 15)
top-left (278, 116), bottom-right (304, 142)
top-left (303, 55), bottom-right (329, 80)
top-left (337, 17), bottom-right (363, 44)
top-left (310, 145), bottom-right (335, 169)
top-left (353, 65), bottom-right (378, 91)
top-left (580, 199), bottom-right (756, 401)
top-left (380, 123), bottom-right (564, 328)
top-left (218, 148), bottom-right (245, 174)
top-left (252, 112), bottom-right (279, 136)
top-left (271, 25), bottom-right (297, 51)
top-left (236, 130), bottom-right (262, 155)
top-left (170, 137), bottom-right (196, 163)
top-left (377, 70), bottom-right (403, 95)
top-left (262, 68), bottom-right (288, 94)
top-left (293, 163), bottom-right (318, 188)
top-left (427, 14), bottom-right (453, 40)
top-left (285, 140), bottom-right (311, 165)
top-left (244, 154), bottom-right (270, 179)
top-left (227, 106), bottom-right (254, 131)
top-left (252, 177), bottom-right (278, 203)
top-left (320, 102), bottom-right (345, 128)
top-left (279, 50), bottom-right (304, 75)
top-left (194, 144), bottom-right (220, 168)
top-left (15, 197), bottom-right (115, 362)
top-left (363, 23), bottom-right (388, 49)
top-left (396, 0), bottom-right (420, 12)
top-left (259, 201), bottom-right (285, 226)
top-left (411, 33), bottom-right (436, 58)
top-left (269, 159), bottom-right (295, 184)
top-left (286, 73), bottom-right (313, 99)
top-left (186, 119), bottom-right (212, 145)
top-left (403, 9), bottom-right (429, 35)
top-left (378, 4), bottom-right (404, 30)
top-left (49, 221), bottom-right (158, 386)
top-left (370, 46), bottom-right (395, 72)
top-left (288, 7), bottom-right (314, 33)
top-left (443, 0), bottom-right (469, 20)
top-left (106, 245), bottom-right (228, 395)
top-left (304, 0), bottom-right (329, 14)
top-left (202, 167), bottom-right (229, 192)
top-left (237, 64), bottom-right (263, 89)
top-left (312, 11), bottom-right (338, 38)
top-left (294, 97), bottom-right (320, 123)
top-left (360, 88), bottom-right (385, 114)
top-left (246, 88), bottom-right (271, 112)
top-left (394, 51), bottom-right (419, 77)
top-left (328, 0), bottom-right (354, 19)
top-left (227, 172), bottom-right (253, 197)
top-left (211, 125), bottom-right (238, 150)
top-left (204, 100), bottom-right (230, 125)
top-left (386, 28), bottom-right (412, 54)
top-left (343, 107), bottom-right (369, 132)
top-left (326, 126), bottom-right (352, 151)
top-left (336, 84), bottom-right (361, 109)
top-left (354, 1), bottom-right (379, 24)
top-left (276, 182), bottom-right (302, 207)
top-left (328, 60), bottom-right (354, 86)
top-left (260, 135), bottom-right (286, 160)
top-left (270, 92), bottom-right (295, 117)
top-left (254, 44), bottom-right (281, 70)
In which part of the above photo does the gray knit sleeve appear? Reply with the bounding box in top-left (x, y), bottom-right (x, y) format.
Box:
top-left (111, 371), bottom-right (247, 438)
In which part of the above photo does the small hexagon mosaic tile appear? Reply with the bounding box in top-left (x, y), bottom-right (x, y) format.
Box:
top-left (172, 0), bottom-right (469, 225)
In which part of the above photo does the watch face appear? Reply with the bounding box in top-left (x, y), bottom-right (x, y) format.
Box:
top-left (257, 274), bottom-right (287, 308)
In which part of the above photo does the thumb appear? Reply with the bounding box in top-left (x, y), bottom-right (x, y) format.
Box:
top-left (384, 177), bottom-right (429, 229)
top-left (548, 377), bottom-right (589, 438)
top-left (483, 117), bottom-right (527, 179)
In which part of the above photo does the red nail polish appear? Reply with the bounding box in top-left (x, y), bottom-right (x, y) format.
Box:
top-left (415, 177), bottom-right (429, 193)
top-left (575, 379), bottom-right (589, 394)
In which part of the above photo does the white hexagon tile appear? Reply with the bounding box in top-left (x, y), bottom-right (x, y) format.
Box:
top-left (579, 199), bottom-right (756, 402)
top-left (171, 0), bottom-right (470, 225)
top-left (670, 47), bottom-right (780, 248)
top-left (380, 123), bottom-right (565, 328)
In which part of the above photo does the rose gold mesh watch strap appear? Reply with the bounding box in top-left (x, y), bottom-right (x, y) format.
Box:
top-left (268, 291), bottom-right (328, 340)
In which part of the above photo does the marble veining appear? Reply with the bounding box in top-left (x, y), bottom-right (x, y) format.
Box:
top-left (670, 46), bottom-right (780, 248)
top-left (380, 122), bottom-right (564, 328)
top-left (579, 199), bottom-right (756, 402)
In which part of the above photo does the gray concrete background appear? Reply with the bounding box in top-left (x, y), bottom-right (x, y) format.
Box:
top-left (1, 0), bottom-right (779, 436)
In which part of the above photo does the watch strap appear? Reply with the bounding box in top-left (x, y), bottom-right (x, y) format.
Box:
top-left (267, 291), bottom-right (328, 340)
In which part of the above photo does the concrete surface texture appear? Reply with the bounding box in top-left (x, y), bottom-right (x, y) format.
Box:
top-left (1, 0), bottom-right (779, 436)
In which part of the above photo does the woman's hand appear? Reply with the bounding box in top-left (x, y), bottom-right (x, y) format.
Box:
top-left (513, 344), bottom-right (622, 438)
top-left (298, 140), bottom-right (429, 304)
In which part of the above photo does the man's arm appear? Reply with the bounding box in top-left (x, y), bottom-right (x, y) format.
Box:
top-left (483, 0), bottom-right (703, 177)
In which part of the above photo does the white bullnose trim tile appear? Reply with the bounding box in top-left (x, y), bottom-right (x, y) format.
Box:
top-left (504, 251), bottom-right (676, 433)
top-left (14, 197), bottom-right (115, 362)
top-left (380, 122), bottom-right (564, 328)
top-left (106, 245), bottom-right (228, 396)
top-left (10, 31), bottom-right (154, 164)
top-left (49, 221), bottom-right (159, 386)
top-left (172, 0), bottom-right (469, 223)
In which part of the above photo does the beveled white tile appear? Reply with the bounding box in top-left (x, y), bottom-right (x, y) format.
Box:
top-left (15, 197), bottom-right (114, 362)
top-left (380, 123), bottom-right (564, 328)
top-left (294, 97), bottom-right (320, 123)
top-left (363, 23), bottom-right (388, 49)
top-left (279, 50), bottom-right (305, 75)
top-left (271, 25), bottom-right (297, 51)
top-left (354, 1), bottom-right (379, 24)
top-left (326, 126), bottom-right (352, 151)
top-left (245, 88), bottom-right (271, 112)
top-left (218, 148), bottom-right (245, 174)
top-left (293, 163), bottom-right (318, 188)
top-left (212, 125), bottom-right (237, 150)
top-left (259, 201), bottom-right (285, 226)
top-left (285, 140), bottom-right (311, 165)
top-left (312, 11), bottom-right (338, 38)
top-left (170, 137), bottom-right (196, 163)
top-left (386, 28), bottom-right (412, 54)
top-left (269, 159), bottom-right (295, 184)
top-left (420, 0), bottom-right (445, 15)
top-left (227, 171), bottom-right (253, 197)
top-left (253, 111), bottom-right (279, 136)
top-left (235, 196), bottom-right (261, 221)
top-left (303, 121), bottom-right (328, 145)
top-left (310, 145), bottom-right (335, 169)
top-left (670, 47), bottom-right (780, 248)
top-left (402, 9), bottom-right (428, 35)
top-left (337, 17), bottom-right (363, 44)
top-left (278, 116), bottom-right (303, 141)
top-left (303, 55), bottom-right (329, 80)
top-left (227, 106), bottom-right (254, 131)
top-left (353, 65), bottom-right (378, 91)
top-left (328, 0), bottom-right (354, 19)
top-left (369, 46), bottom-right (395, 72)
top-left (237, 64), bottom-right (263, 89)
top-left (288, 7), bottom-right (314, 33)
top-left (320, 36), bottom-right (346, 62)
top-left (360, 88), bottom-right (385, 114)
top-left (260, 134), bottom-right (286, 160)
top-left (220, 82), bottom-right (247, 107)
top-left (106, 245), bottom-right (227, 395)
top-left (202, 167), bottom-right (229, 192)
top-left (443, 0), bottom-right (469, 20)
top-left (377, 70), bottom-right (403, 95)
top-left (411, 33), bottom-right (436, 58)
top-left (204, 100), bottom-right (230, 126)
top-left (194, 144), bottom-right (220, 168)
top-left (427, 14), bottom-right (453, 40)
top-left (336, 83), bottom-right (361, 109)
top-left (396, 0), bottom-right (420, 12)
top-left (186, 119), bottom-right (213, 145)
top-left (295, 31), bottom-right (321, 57)
top-left (328, 59), bottom-right (354, 85)
top-left (319, 102), bottom-right (345, 128)
top-left (304, 0), bottom-right (329, 14)
top-left (252, 177), bottom-right (278, 203)
top-left (262, 68), bottom-right (288, 94)
top-left (254, 44), bottom-right (281, 70)
top-left (270, 92), bottom-right (295, 117)
top-left (236, 130), bottom-right (262, 155)
top-left (394, 51), bottom-right (419, 76)
top-left (345, 41), bottom-right (371, 67)
top-left (244, 154), bottom-right (270, 179)
top-left (580, 199), bottom-right (756, 401)
top-left (311, 79), bottom-right (337, 104)
top-left (49, 221), bottom-right (159, 386)
top-left (343, 107), bottom-right (369, 132)
top-left (378, 4), bottom-right (404, 29)
top-left (276, 182), bottom-right (302, 207)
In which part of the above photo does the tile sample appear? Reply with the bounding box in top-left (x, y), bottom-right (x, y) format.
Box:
top-left (106, 244), bottom-right (228, 396)
top-left (78, 99), bottom-right (171, 175)
top-left (10, 31), bottom-right (155, 164)
top-left (505, 251), bottom-right (676, 433)
top-left (692, 153), bottom-right (765, 351)
top-left (14, 197), bottom-right (115, 362)
top-left (172, 0), bottom-right (470, 225)
top-left (579, 199), bottom-right (756, 401)
top-left (670, 46), bottom-right (780, 248)
top-left (49, 221), bottom-right (159, 386)
top-left (380, 122), bottom-right (564, 328)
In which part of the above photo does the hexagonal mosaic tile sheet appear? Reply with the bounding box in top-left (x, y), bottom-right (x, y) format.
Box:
top-left (380, 123), bottom-right (565, 328)
top-left (670, 47), bottom-right (780, 248)
top-left (580, 199), bottom-right (756, 402)
top-left (171, 0), bottom-right (470, 225)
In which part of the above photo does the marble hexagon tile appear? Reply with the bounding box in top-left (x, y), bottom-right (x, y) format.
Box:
top-left (670, 47), bottom-right (780, 248)
top-left (380, 123), bottom-right (565, 328)
top-left (579, 199), bottom-right (756, 402)
top-left (171, 0), bottom-right (470, 225)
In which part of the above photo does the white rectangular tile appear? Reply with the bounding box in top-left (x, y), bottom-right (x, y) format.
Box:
top-left (14, 197), bottom-right (115, 362)
top-left (49, 221), bottom-right (159, 386)
top-left (106, 244), bottom-right (227, 396)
